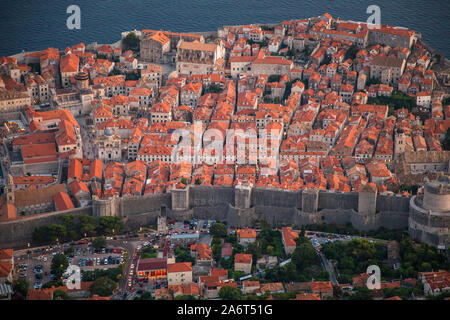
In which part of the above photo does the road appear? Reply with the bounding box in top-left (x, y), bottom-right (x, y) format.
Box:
top-left (108, 239), bottom-right (142, 294)
top-left (318, 253), bottom-right (339, 286)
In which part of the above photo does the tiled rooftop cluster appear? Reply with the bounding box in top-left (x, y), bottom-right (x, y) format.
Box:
top-left (0, 12), bottom-right (449, 219)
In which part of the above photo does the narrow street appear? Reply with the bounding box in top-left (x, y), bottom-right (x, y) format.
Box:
top-left (319, 253), bottom-right (339, 286)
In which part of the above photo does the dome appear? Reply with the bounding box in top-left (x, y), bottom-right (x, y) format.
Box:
top-left (105, 128), bottom-right (113, 136)
top-left (75, 71), bottom-right (89, 81)
top-left (167, 71), bottom-right (179, 80)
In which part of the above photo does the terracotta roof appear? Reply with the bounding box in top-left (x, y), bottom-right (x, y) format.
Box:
top-left (282, 227), bottom-right (298, 247)
top-left (260, 282), bottom-right (284, 293)
top-left (0, 260), bottom-right (12, 278)
top-left (60, 54), bottom-right (79, 73)
top-left (0, 249), bottom-right (13, 260)
top-left (235, 253), bottom-right (252, 264)
top-left (14, 184), bottom-right (67, 208)
top-left (309, 281), bottom-right (333, 293)
top-left (167, 262), bottom-right (192, 273)
top-left (179, 40), bottom-right (217, 52)
top-left (295, 293), bottom-right (321, 300)
top-left (137, 258), bottom-right (167, 271)
top-left (53, 192), bottom-right (75, 211)
top-left (238, 228), bottom-right (256, 239)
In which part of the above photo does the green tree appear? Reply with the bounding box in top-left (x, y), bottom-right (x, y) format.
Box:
top-left (443, 128), bottom-right (450, 150)
top-left (292, 243), bottom-right (318, 271)
top-left (317, 270), bottom-right (330, 281)
top-left (51, 254), bottom-right (69, 281)
top-left (174, 246), bottom-right (195, 264)
top-left (125, 72), bottom-right (140, 81)
top-left (174, 294), bottom-right (197, 300)
top-left (60, 215), bottom-right (74, 229)
top-left (92, 237), bottom-right (107, 251)
top-left (218, 286), bottom-right (243, 300)
top-left (123, 32), bottom-right (140, 52)
top-left (210, 223), bottom-right (228, 238)
top-left (108, 69), bottom-right (121, 76)
top-left (98, 216), bottom-right (123, 235)
top-left (33, 225), bottom-right (52, 243)
top-left (12, 279), bottom-right (28, 299)
top-left (348, 287), bottom-right (373, 300)
top-left (90, 277), bottom-right (117, 297)
top-left (50, 224), bottom-right (67, 242)
top-left (78, 214), bottom-right (98, 237)
top-left (42, 280), bottom-right (64, 289)
top-left (141, 246), bottom-right (157, 259)
top-left (137, 291), bottom-right (154, 300)
top-left (212, 243), bottom-right (222, 263)
top-left (53, 289), bottom-right (69, 300)
top-left (206, 84), bottom-right (223, 93)
top-left (345, 44), bottom-right (358, 60)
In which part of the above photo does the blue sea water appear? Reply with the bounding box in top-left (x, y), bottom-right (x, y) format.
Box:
top-left (0, 0), bottom-right (449, 57)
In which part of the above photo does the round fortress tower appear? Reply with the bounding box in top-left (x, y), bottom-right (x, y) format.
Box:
top-left (408, 174), bottom-right (450, 247)
top-left (75, 71), bottom-right (89, 90)
top-left (423, 175), bottom-right (450, 212)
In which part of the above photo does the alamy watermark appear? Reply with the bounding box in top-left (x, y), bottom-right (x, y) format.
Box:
top-left (366, 5), bottom-right (381, 29)
top-left (66, 5), bottom-right (81, 30)
top-left (169, 124), bottom-right (281, 175)
top-left (65, 265), bottom-right (81, 290)
top-left (366, 265), bottom-right (381, 290)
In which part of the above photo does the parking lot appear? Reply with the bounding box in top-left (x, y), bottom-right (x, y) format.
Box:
top-left (72, 246), bottom-right (124, 270)
top-left (14, 242), bottom-right (126, 290)
top-left (15, 246), bottom-right (64, 289)
top-left (306, 230), bottom-right (382, 251)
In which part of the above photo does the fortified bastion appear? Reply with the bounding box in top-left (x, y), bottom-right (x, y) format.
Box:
top-left (409, 175), bottom-right (450, 248)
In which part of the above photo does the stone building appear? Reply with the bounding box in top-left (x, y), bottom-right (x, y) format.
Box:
top-left (25, 74), bottom-right (50, 104)
top-left (96, 129), bottom-right (122, 162)
top-left (140, 31), bottom-right (171, 63)
top-left (60, 53), bottom-right (79, 88)
top-left (368, 27), bottom-right (414, 49)
top-left (396, 151), bottom-right (450, 175)
top-left (176, 41), bottom-right (225, 75)
top-left (0, 89), bottom-right (31, 113)
top-left (370, 55), bottom-right (405, 87)
top-left (167, 262), bottom-right (193, 286)
top-left (251, 56), bottom-right (294, 77)
top-left (1, 176), bottom-right (67, 216)
top-left (409, 175), bottom-right (450, 247)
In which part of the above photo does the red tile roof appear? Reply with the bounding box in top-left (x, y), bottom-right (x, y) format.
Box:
top-left (234, 253), bottom-right (252, 264)
top-left (53, 192), bottom-right (75, 211)
top-left (167, 262), bottom-right (192, 273)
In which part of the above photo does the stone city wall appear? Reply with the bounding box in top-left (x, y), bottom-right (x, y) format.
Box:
top-left (1, 185), bottom-right (418, 249)
top-left (0, 206), bottom-right (92, 249)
